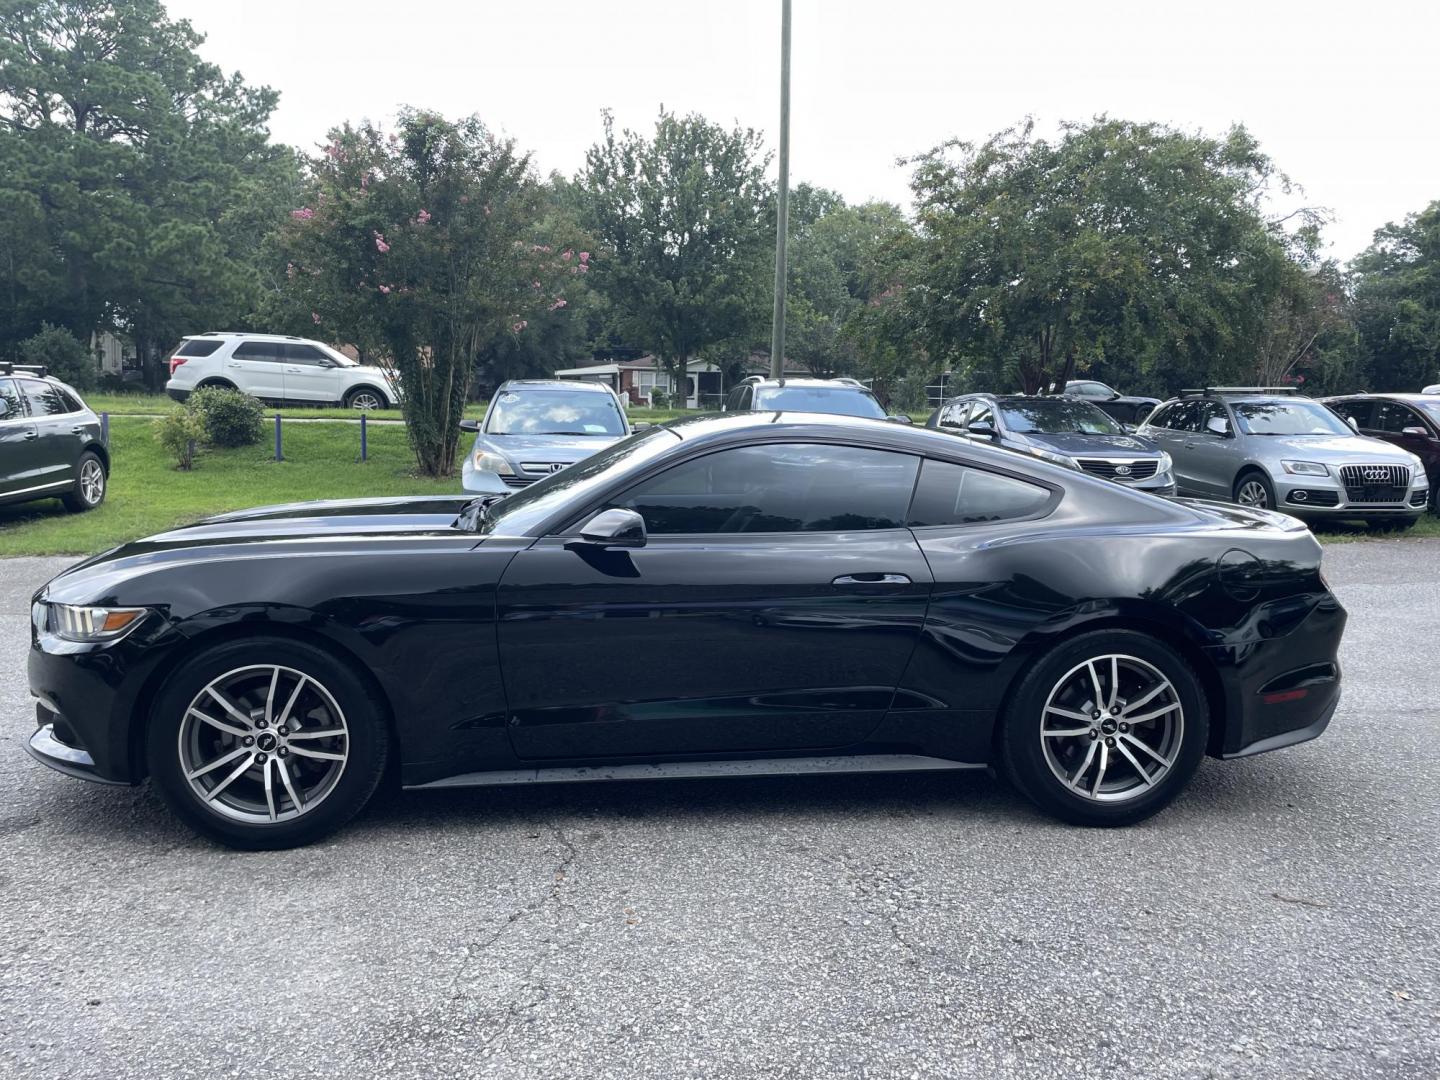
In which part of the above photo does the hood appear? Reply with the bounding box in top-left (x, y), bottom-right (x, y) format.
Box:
top-left (1013, 432), bottom-right (1162, 457)
top-left (477, 431), bottom-right (625, 465)
top-left (1252, 433), bottom-right (1419, 462)
top-left (43, 496), bottom-right (477, 602)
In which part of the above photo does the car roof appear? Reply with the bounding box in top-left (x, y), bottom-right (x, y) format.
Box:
top-left (495, 379), bottom-right (614, 393)
top-left (947, 393), bottom-right (1091, 404)
top-left (184, 332), bottom-right (329, 345)
top-left (1326, 392), bottom-right (1438, 404)
top-left (659, 411), bottom-right (1001, 455)
top-left (749, 378), bottom-right (873, 391)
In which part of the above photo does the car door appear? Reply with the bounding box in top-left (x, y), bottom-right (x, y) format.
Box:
top-left (494, 440), bottom-right (935, 760)
top-left (15, 378), bottom-right (79, 491)
top-left (0, 378), bottom-right (41, 499)
top-left (1179, 401), bottom-right (1238, 497)
top-left (226, 341), bottom-right (287, 400)
top-left (1141, 403), bottom-right (1194, 491)
top-left (279, 343), bottom-right (340, 403)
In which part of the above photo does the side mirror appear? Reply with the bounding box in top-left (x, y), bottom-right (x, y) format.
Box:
top-left (967, 420), bottom-right (996, 438)
top-left (1346, 416), bottom-right (1359, 432)
top-left (579, 507), bottom-right (646, 548)
top-left (317, 358), bottom-right (336, 368)
top-left (1401, 426), bottom-right (1429, 438)
top-left (886, 414), bottom-right (913, 425)
top-left (459, 419), bottom-right (480, 433)
top-left (1205, 416), bottom-right (1231, 437)
top-left (632, 421), bottom-right (654, 431)
top-left (1120, 422), bottom-right (1136, 434)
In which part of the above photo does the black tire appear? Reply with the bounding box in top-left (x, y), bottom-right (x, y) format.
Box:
top-left (997, 629), bottom-right (1209, 827)
top-left (195, 379), bottom-right (237, 392)
top-left (61, 451), bottom-right (106, 512)
top-left (1232, 470), bottom-right (1276, 511)
top-left (344, 386), bottom-right (387, 410)
top-left (146, 637), bottom-right (390, 850)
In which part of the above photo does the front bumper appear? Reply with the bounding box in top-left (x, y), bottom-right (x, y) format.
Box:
top-left (25, 719), bottom-right (128, 786)
top-left (1274, 472), bottom-right (1428, 517)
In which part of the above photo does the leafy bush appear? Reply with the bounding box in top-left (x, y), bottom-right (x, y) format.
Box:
top-left (648, 389), bottom-right (668, 409)
top-left (153, 409), bottom-right (206, 470)
top-left (188, 386), bottom-right (265, 448)
top-left (19, 323), bottom-right (95, 390)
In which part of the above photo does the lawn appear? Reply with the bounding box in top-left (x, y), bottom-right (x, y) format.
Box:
top-left (0, 416), bottom-right (460, 557)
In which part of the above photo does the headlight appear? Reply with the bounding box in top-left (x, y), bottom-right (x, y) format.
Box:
top-left (1157, 451), bottom-right (1173, 475)
top-left (1281, 460), bottom-right (1329, 476)
top-left (473, 452), bottom-right (514, 476)
top-left (1029, 447), bottom-right (1081, 471)
top-left (45, 603), bottom-right (147, 643)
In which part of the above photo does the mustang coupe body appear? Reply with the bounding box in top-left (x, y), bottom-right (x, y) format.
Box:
top-left (25, 413), bottom-right (1346, 848)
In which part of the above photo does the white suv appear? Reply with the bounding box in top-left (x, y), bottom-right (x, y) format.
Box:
top-left (165, 333), bottom-right (400, 410)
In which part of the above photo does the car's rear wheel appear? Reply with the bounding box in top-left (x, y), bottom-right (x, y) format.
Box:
top-left (344, 387), bottom-right (386, 411)
top-left (196, 379), bottom-right (237, 392)
top-left (146, 638), bottom-right (389, 849)
top-left (61, 452), bottom-right (106, 512)
top-left (1233, 470), bottom-right (1275, 510)
top-left (998, 629), bottom-right (1209, 826)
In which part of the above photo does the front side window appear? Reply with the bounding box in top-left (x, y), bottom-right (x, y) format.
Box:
top-left (998, 399), bottom-right (1123, 435)
top-left (1162, 402), bottom-right (1201, 433)
top-left (751, 385), bottom-right (887, 419)
top-left (486, 389), bottom-right (626, 436)
top-left (908, 459), bottom-right (1052, 526)
top-left (1197, 402), bottom-right (1231, 436)
top-left (18, 379), bottom-right (65, 417)
top-left (283, 343), bottom-right (333, 366)
top-left (1328, 399), bottom-right (1373, 428)
top-left (1234, 401), bottom-right (1351, 437)
top-left (1072, 382), bottom-right (1112, 399)
top-left (614, 443), bottom-right (919, 535)
top-left (1375, 401), bottom-right (1424, 433)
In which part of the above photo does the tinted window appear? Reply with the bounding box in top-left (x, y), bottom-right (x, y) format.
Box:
top-left (1375, 401), bottom-right (1423, 433)
top-left (233, 341), bottom-right (283, 362)
top-left (1328, 399), bottom-right (1373, 427)
top-left (614, 443), bottom-right (918, 535)
top-left (908, 459), bottom-right (1052, 526)
top-left (1234, 401), bottom-right (1350, 436)
top-left (176, 338), bottom-right (224, 358)
top-left (487, 388), bottom-right (626, 436)
top-left (1071, 382), bottom-right (1111, 399)
top-left (936, 401), bottom-right (970, 428)
top-left (998, 399), bottom-right (1123, 435)
top-left (0, 378), bottom-right (22, 420)
top-left (19, 379), bottom-right (66, 417)
top-left (724, 387), bottom-right (744, 411)
top-left (1196, 402), bottom-right (1231, 435)
top-left (969, 402), bottom-right (994, 429)
top-left (751, 385), bottom-right (887, 419)
top-left (283, 343), bottom-right (331, 365)
top-left (54, 387), bottom-right (83, 413)
top-left (1164, 402), bottom-right (1201, 433)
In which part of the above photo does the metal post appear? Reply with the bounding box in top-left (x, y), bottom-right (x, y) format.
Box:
top-left (768, 0), bottom-right (792, 382)
top-left (274, 414), bottom-right (283, 462)
top-left (100, 411), bottom-right (109, 448)
top-left (359, 412), bottom-right (368, 461)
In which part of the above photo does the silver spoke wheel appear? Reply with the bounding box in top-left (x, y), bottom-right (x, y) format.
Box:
top-left (177, 665), bottom-right (349, 824)
top-left (349, 391), bottom-right (382, 410)
top-left (1236, 480), bottom-right (1269, 508)
top-left (1039, 653), bottom-right (1184, 803)
top-left (79, 459), bottom-right (104, 505)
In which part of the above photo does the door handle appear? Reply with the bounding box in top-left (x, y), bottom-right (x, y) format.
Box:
top-left (1184, 443), bottom-right (1197, 450)
top-left (284, 367), bottom-right (303, 373)
top-left (71, 426), bottom-right (88, 434)
top-left (23, 430), bottom-right (38, 440)
top-left (832, 573), bottom-right (911, 586)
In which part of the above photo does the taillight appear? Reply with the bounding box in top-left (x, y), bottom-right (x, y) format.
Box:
top-left (169, 356), bottom-right (187, 376)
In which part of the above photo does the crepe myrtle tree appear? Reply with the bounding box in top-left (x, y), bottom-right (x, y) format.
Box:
top-left (279, 111), bottom-right (579, 476)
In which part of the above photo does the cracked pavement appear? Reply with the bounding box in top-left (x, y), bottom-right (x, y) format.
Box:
top-left (1, 542), bottom-right (1438, 1079)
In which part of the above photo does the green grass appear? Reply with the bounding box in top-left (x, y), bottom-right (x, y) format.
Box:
top-left (82, 392), bottom-right (476, 422)
top-left (1310, 514), bottom-right (1440, 544)
top-left (0, 416), bottom-right (459, 557)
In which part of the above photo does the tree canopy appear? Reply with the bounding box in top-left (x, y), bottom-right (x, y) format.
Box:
top-left (1350, 201), bottom-right (1440, 391)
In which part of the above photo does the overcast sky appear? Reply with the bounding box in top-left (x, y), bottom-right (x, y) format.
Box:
top-left (167, 0), bottom-right (1438, 261)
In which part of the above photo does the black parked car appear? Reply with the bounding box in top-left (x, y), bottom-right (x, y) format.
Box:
top-left (26, 413), bottom-right (1345, 849)
top-left (928, 393), bottom-right (1176, 495)
top-left (1059, 380), bottom-right (1162, 425)
top-left (0, 364), bottom-right (109, 513)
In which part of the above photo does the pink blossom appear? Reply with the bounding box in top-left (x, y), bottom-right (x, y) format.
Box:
top-left (379, 285), bottom-right (392, 294)
top-left (549, 298), bottom-right (568, 312)
top-left (311, 312), bottom-right (321, 325)
top-left (578, 263), bottom-right (588, 274)
top-left (374, 231), bottom-right (390, 253)
top-left (561, 249), bottom-right (573, 262)
top-left (511, 320), bottom-right (528, 333)
top-left (290, 207), bottom-right (314, 220)
top-left (578, 251), bottom-right (590, 264)
top-left (416, 208), bottom-right (431, 224)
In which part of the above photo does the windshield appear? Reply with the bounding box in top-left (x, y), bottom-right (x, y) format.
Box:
top-left (1414, 402), bottom-right (1440, 426)
top-left (752, 385), bottom-right (886, 419)
top-left (486, 388), bottom-right (627, 436)
top-left (1234, 401), bottom-right (1351, 437)
top-left (998, 399), bottom-right (1124, 435)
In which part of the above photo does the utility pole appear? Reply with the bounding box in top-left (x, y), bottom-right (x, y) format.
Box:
top-left (768, 0), bottom-right (792, 382)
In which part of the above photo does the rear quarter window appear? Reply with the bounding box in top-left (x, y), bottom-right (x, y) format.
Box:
top-left (176, 339), bottom-right (224, 358)
top-left (908, 459), bottom-right (1053, 526)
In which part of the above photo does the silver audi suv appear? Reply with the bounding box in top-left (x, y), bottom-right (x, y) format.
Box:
top-left (1137, 388), bottom-right (1429, 526)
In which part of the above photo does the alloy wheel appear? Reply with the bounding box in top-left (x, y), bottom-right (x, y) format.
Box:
top-left (1039, 654), bottom-right (1184, 802)
top-left (79, 459), bottom-right (105, 505)
top-left (177, 665), bottom-right (350, 823)
top-left (1236, 479), bottom-right (1270, 508)
top-left (349, 391), bottom-right (383, 410)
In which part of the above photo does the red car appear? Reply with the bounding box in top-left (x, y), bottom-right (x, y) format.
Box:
top-left (1326, 394), bottom-right (1440, 512)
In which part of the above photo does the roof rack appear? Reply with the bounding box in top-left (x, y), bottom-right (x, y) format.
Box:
top-left (1179, 386), bottom-right (1300, 397)
top-left (0, 362), bottom-right (48, 378)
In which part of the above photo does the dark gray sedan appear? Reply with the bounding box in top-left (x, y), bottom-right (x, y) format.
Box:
top-left (0, 365), bottom-right (109, 513)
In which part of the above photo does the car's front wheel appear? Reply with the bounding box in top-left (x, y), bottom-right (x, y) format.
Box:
top-left (61, 451), bottom-right (106, 512)
top-left (344, 387), bottom-right (386, 411)
top-left (998, 630), bottom-right (1209, 826)
top-left (146, 638), bottom-right (389, 849)
top-left (1233, 470), bottom-right (1275, 510)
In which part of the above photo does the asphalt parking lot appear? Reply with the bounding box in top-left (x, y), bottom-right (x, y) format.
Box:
top-left (1, 544), bottom-right (1437, 1080)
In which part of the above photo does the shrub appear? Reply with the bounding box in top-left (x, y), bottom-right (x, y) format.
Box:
top-left (648, 389), bottom-right (668, 409)
top-left (154, 409), bottom-right (206, 470)
top-left (19, 323), bottom-right (95, 390)
top-left (188, 386), bottom-right (265, 448)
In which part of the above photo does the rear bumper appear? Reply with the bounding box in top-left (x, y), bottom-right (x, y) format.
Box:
top-left (166, 386), bottom-right (191, 403)
top-left (1205, 593), bottom-right (1347, 758)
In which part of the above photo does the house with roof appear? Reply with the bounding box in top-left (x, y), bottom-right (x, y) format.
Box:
top-left (555, 352), bottom-right (808, 408)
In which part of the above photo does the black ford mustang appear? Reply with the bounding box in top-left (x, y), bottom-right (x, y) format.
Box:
top-left (25, 413), bottom-right (1346, 849)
